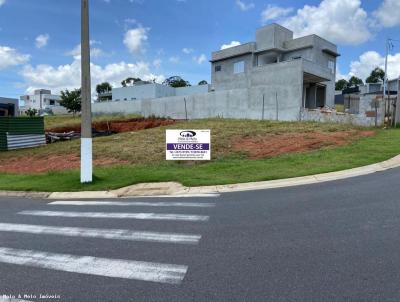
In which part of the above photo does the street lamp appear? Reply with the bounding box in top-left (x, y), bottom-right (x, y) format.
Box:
top-left (81, 0), bottom-right (93, 183)
top-left (383, 38), bottom-right (400, 126)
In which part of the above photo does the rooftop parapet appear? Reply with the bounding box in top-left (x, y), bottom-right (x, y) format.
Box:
top-left (211, 42), bottom-right (256, 62)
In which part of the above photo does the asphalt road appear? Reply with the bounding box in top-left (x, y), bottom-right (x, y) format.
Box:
top-left (1, 168), bottom-right (400, 302)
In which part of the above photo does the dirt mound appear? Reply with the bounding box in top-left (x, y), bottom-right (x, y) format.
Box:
top-left (48, 118), bottom-right (176, 134)
top-left (233, 130), bottom-right (375, 159)
top-left (0, 155), bottom-right (128, 174)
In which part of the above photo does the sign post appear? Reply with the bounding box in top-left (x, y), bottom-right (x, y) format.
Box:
top-left (80, 0), bottom-right (93, 183)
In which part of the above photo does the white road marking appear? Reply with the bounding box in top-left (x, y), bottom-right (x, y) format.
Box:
top-left (124, 194), bottom-right (220, 198)
top-left (0, 247), bottom-right (187, 284)
top-left (0, 223), bottom-right (201, 244)
top-left (49, 200), bottom-right (215, 207)
top-left (18, 211), bottom-right (209, 222)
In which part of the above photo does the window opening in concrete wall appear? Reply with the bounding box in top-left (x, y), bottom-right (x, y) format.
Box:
top-left (257, 53), bottom-right (278, 66)
top-left (328, 60), bottom-right (335, 74)
top-left (234, 61), bottom-right (245, 74)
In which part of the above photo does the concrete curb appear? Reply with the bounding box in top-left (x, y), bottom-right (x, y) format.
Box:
top-left (0, 191), bottom-right (50, 199)
top-left (1, 155), bottom-right (400, 199)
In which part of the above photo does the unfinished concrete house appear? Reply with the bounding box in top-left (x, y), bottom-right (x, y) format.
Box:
top-left (94, 23), bottom-right (340, 122)
top-left (210, 23), bottom-right (339, 112)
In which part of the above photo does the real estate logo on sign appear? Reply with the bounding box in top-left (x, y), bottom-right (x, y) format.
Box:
top-left (166, 130), bottom-right (211, 160)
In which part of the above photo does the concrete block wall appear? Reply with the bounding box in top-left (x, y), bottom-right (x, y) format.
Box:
top-left (301, 94), bottom-right (386, 127)
top-left (93, 87), bottom-right (386, 127)
top-left (93, 85), bottom-right (303, 122)
top-left (175, 85), bottom-right (210, 96)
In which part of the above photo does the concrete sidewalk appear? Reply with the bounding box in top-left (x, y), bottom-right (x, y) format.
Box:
top-left (18, 154), bottom-right (397, 199)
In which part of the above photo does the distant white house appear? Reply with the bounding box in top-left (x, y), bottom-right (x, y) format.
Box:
top-left (97, 81), bottom-right (210, 103)
top-left (20, 89), bottom-right (67, 115)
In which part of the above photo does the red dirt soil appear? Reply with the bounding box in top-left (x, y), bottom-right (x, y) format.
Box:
top-left (233, 130), bottom-right (375, 159)
top-left (0, 118), bottom-right (175, 175)
top-left (47, 118), bottom-right (176, 133)
top-left (0, 155), bottom-right (128, 174)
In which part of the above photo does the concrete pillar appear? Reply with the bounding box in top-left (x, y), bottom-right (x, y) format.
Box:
top-left (81, 0), bottom-right (93, 183)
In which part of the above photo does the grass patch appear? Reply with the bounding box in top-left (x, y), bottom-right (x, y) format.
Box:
top-left (0, 118), bottom-right (398, 192)
top-left (335, 104), bottom-right (345, 112)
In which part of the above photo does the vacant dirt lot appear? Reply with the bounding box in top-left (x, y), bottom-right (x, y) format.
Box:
top-left (0, 119), bottom-right (377, 174)
top-left (48, 117), bottom-right (176, 134)
top-left (233, 130), bottom-right (375, 159)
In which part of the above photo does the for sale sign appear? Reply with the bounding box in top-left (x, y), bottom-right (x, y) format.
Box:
top-left (166, 130), bottom-right (211, 160)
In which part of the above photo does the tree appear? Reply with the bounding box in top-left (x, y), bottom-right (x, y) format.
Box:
top-left (59, 88), bottom-right (81, 116)
top-left (121, 77), bottom-right (142, 87)
top-left (335, 79), bottom-right (348, 91)
top-left (96, 82), bottom-right (112, 102)
top-left (25, 108), bottom-right (38, 117)
top-left (96, 82), bottom-right (112, 94)
top-left (198, 80), bottom-right (208, 85)
top-left (163, 76), bottom-right (191, 88)
top-left (348, 76), bottom-right (364, 87)
top-left (366, 67), bottom-right (385, 84)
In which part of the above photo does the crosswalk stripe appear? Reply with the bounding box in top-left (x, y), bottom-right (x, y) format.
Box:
top-left (18, 211), bottom-right (209, 222)
top-left (0, 247), bottom-right (187, 284)
top-left (49, 200), bottom-right (216, 208)
top-left (0, 223), bottom-right (201, 244)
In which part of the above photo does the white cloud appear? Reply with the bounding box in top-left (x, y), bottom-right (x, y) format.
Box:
top-left (220, 41), bottom-right (241, 50)
top-left (278, 0), bottom-right (371, 45)
top-left (122, 18), bottom-right (137, 30)
top-left (153, 58), bottom-right (162, 69)
top-left (0, 0), bottom-right (5, 7)
top-left (35, 34), bottom-right (50, 49)
top-left (236, 0), bottom-right (254, 11)
top-left (261, 5), bottom-right (293, 23)
top-left (193, 54), bottom-right (207, 64)
top-left (20, 58), bottom-right (165, 96)
top-left (123, 27), bottom-right (149, 54)
top-left (0, 46), bottom-right (30, 70)
top-left (169, 56), bottom-right (180, 64)
top-left (182, 48), bottom-right (194, 54)
top-left (373, 0), bottom-right (400, 27)
top-left (339, 51), bottom-right (400, 81)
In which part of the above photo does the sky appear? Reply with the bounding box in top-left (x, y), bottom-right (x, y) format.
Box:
top-left (0, 0), bottom-right (399, 99)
